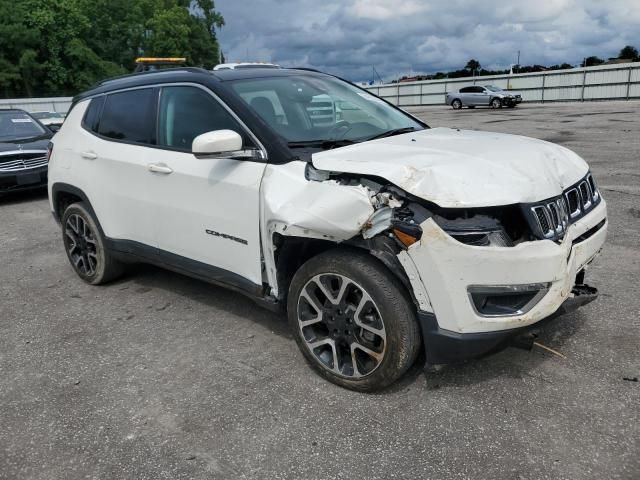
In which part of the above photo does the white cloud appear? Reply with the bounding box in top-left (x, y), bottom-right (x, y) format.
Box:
top-left (215, 0), bottom-right (640, 80)
top-left (349, 0), bottom-right (428, 20)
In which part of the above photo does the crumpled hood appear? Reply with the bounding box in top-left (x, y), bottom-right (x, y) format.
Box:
top-left (312, 127), bottom-right (589, 208)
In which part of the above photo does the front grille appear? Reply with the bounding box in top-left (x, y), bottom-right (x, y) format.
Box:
top-left (533, 206), bottom-right (552, 236)
top-left (526, 172), bottom-right (600, 242)
top-left (531, 197), bottom-right (570, 239)
top-left (566, 188), bottom-right (580, 216)
top-left (0, 150), bottom-right (48, 172)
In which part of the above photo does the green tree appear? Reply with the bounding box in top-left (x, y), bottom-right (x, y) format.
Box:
top-left (619, 45), bottom-right (639, 60)
top-left (0, 0), bottom-right (41, 96)
top-left (0, 0), bottom-right (225, 97)
top-left (582, 56), bottom-right (605, 67)
top-left (465, 59), bottom-right (481, 72)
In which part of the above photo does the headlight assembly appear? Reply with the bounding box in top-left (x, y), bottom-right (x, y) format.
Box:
top-left (434, 215), bottom-right (514, 247)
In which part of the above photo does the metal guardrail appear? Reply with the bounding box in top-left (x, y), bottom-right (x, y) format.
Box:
top-left (3, 63), bottom-right (639, 113)
top-left (365, 62), bottom-right (640, 106)
top-left (0, 97), bottom-right (73, 114)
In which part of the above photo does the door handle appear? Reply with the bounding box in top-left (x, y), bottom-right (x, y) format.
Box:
top-left (147, 163), bottom-right (173, 174)
top-left (81, 151), bottom-right (98, 160)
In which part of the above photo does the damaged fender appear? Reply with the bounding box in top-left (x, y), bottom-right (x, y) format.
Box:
top-left (260, 161), bottom-right (375, 297)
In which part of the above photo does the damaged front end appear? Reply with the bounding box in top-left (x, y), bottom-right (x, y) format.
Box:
top-left (262, 160), bottom-right (607, 365)
top-left (298, 164), bottom-right (606, 363)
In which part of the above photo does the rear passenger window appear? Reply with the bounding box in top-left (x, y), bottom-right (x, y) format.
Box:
top-left (82, 96), bottom-right (105, 132)
top-left (158, 86), bottom-right (250, 151)
top-left (98, 89), bottom-right (156, 144)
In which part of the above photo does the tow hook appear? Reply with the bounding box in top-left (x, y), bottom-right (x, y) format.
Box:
top-left (511, 332), bottom-right (537, 351)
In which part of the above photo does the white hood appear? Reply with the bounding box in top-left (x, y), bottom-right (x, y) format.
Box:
top-left (312, 128), bottom-right (589, 208)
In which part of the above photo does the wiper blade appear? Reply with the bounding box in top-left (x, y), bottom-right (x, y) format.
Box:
top-left (287, 139), bottom-right (357, 149)
top-left (364, 127), bottom-right (418, 141)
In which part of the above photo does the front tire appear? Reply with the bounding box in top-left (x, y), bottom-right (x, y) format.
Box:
top-left (491, 98), bottom-right (502, 109)
top-left (287, 249), bottom-right (421, 392)
top-left (61, 202), bottom-right (123, 285)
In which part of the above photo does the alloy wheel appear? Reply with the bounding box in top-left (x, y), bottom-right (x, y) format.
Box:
top-left (297, 273), bottom-right (386, 378)
top-left (65, 214), bottom-right (98, 276)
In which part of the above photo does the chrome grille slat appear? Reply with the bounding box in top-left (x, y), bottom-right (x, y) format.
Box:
top-left (579, 181), bottom-right (592, 210)
top-left (0, 156), bottom-right (48, 172)
top-left (529, 173), bottom-right (600, 243)
top-left (532, 205), bottom-right (554, 238)
top-left (565, 188), bottom-right (581, 218)
top-left (587, 174), bottom-right (599, 201)
top-left (0, 149), bottom-right (48, 172)
top-left (527, 173), bottom-right (602, 242)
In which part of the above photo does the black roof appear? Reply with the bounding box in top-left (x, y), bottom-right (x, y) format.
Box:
top-left (211, 67), bottom-right (324, 81)
top-left (75, 67), bottom-right (330, 102)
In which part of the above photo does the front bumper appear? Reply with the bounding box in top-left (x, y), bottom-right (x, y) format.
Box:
top-left (401, 198), bottom-right (607, 353)
top-left (418, 283), bottom-right (597, 364)
top-left (0, 165), bottom-right (48, 192)
top-left (503, 96), bottom-right (522, 105)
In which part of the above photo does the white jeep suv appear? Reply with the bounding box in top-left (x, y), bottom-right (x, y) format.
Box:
top-left (48, 67), bottom-right (607, 391)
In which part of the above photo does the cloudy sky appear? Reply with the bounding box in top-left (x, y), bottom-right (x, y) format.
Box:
top-left (214, 0), bottom-right (640, 82)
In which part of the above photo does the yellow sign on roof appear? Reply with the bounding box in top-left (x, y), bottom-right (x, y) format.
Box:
top-left (135, 57), bottom-right (186, 64)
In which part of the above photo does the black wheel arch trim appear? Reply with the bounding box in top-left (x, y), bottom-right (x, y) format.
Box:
top-left (51, 183), bottom-right (103, 232)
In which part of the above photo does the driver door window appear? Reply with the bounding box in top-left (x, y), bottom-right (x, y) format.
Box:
top-left (158, 86), bottom-right (251, 151)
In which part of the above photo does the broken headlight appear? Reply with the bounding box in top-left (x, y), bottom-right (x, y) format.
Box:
top-left (435, 215), bottom-right (514, 247)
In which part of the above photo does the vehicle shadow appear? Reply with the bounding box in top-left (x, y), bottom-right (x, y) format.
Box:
top-left (421, 312), bottom-right (587, 389)
top-left (0, 187), bottom-right (48, 205)
top-left (117, 263), bottom-right (291, 339)
top-left (108, 263), bottom-right (587, 394)
top-left (377, 310), bottom-right (588, 395)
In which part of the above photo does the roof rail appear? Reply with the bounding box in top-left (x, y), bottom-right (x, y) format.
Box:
top-left (289, 67), bottom-right (323, 73)
top-left (96, 67), bottom-right (210, 87)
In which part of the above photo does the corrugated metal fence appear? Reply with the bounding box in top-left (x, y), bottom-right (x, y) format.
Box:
top-left (2, 62), bottom-right (640, 111)
top-left (0, 96), bottom-right (73, 113)
top-left (365, 62), bottom-right (640, 106)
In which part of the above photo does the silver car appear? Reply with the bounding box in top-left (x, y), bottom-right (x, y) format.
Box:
top-left (446, 85), bottom-right (522, 109)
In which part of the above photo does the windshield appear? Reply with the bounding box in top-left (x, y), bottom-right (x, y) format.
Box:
top-left (484, 85), bottom-right (502, 92)
top-left (229, 75), bottom-right (424, 146)
top-left (0, 111), bottom-right (47, 142)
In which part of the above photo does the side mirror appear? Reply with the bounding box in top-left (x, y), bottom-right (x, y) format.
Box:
top-left (192, 130), bottom-right (243, 156)
top-left (48, 124), bottom-right (61, 133)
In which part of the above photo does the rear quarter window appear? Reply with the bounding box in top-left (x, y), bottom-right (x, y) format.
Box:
top-left (81, 96), bottom-right (105, 132)
top-left (97, 89), bottom-right (157, 144)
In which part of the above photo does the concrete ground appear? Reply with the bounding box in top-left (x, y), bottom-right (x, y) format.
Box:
top-left (1, 101), bottom-right (638, 480)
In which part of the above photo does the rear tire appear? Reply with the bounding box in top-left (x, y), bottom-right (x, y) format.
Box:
top-left (61, 202), bottom-right (124, 285)
top-left (287, 249), bottom-right (421, 392)
top-left (451, 99), bottom-right (462, 110)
